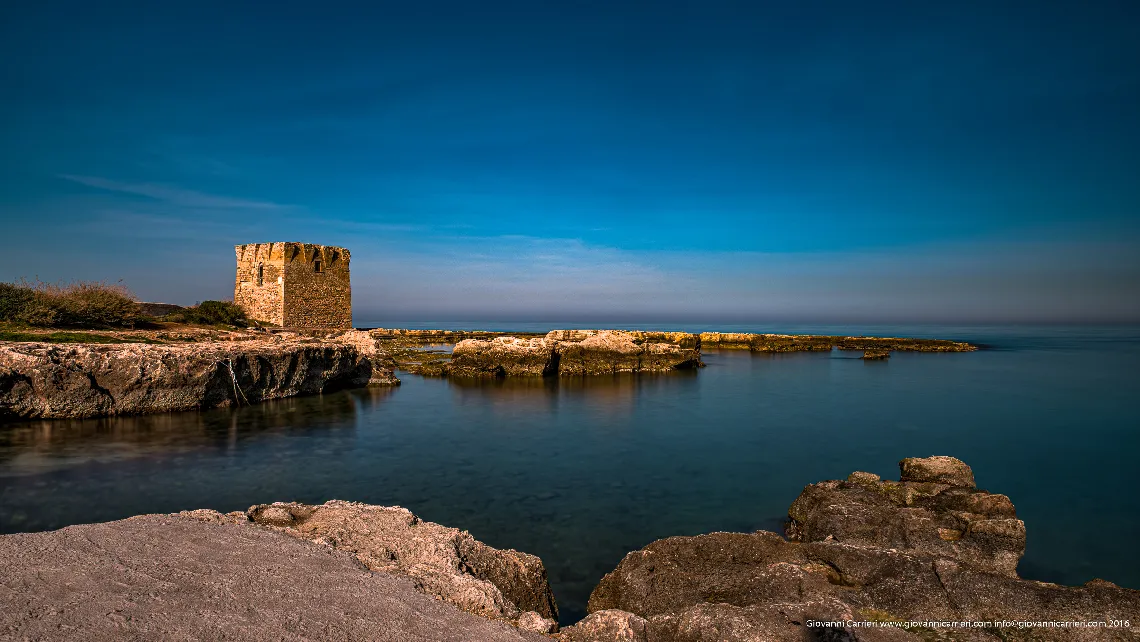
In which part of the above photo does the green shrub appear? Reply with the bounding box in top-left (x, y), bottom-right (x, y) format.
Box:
top-left (0, 280), bottom-right (142, 328)
top-left (163, 300), bottom-right (248, 327)
top-left (0, 282), bottom-right (35, 321)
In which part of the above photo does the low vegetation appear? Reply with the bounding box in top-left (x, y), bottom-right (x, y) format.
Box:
top-left (0, 280), bottom-right (142, 329)
top-left (162, 300), bottom-right (249, 327)
top-left (0, 330), bottom-right (155, 344)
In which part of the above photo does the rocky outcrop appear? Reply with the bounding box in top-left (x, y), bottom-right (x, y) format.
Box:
top-left (787, 457), bottom-right (1023, 576)
top-left (0, 513), bottom-right (547, 641)
top-left (449, 330), bottom-right (702, 378)
top-left (0, 335), bottom-right (396, 419)
top-left (585, 457), bottom-right (1139, 641)
top-left (862, 349), bottom-right (890, 360)
top-left (700, 332), bottom-right (976, 353)
top-left (451, 337), bottom-right (559, 377)
top-left (242, 500), bottom-right (558, 626)
top-left (335, 329), bottom-right (402, 385)
top-left (558, 609), bottom-right (649, 641)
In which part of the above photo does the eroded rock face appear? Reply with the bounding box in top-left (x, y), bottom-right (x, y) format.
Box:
top-left (0, 336), bottom-right (393, 419)
top-left (787, 456), bottom-right (1021, 576)
top-left (450, 337), bottom-right (558, 377)
top-left (243, 500), bottom-right (558, 625)
top-left (335, 330), bottom-right (402, 385)
top-left (518, 610), bottom-right (559, 634)
top-left (586, 457), bottom-right (1140, 641)
top-left (557, 609), bottom-right (649, 641)
top-left (449, 331), bottom-right (702, 378)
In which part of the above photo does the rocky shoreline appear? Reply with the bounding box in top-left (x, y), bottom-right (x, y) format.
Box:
top-left (0, 330), bottom-right (398, 420)
top-left (1, 456), bottom-right (1135, 641)
top-left (1, 326), bottom-right (976, 419)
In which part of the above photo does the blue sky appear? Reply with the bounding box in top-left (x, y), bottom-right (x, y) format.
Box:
top-left (2, 0), bottom-right (1138, 322)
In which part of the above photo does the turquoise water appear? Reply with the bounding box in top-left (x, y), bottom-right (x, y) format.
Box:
top-left (1, 325), bottom-right (1137, 624)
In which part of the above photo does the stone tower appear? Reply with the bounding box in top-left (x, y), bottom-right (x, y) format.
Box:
top-left (234, 242), bottom-right (352, 328)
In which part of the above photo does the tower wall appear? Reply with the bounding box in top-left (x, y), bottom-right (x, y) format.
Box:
top-left (234, 242), bottom-right (352, 328)
top-left (234, 243), bottom-right (286, 325)
top-left (282, 244), bottom-right (352, 328)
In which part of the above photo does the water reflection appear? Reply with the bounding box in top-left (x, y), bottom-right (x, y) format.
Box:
top-left (0, 390), bottom-right (371, 477)
top-left (447, 370), bottom-right (700, 418)
top-left (0, 330), bottom-right (1137, 625)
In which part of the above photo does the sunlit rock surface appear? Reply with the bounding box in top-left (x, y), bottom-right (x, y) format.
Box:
top-left (586, 456), bottom-right (1139, 641)
top-left (0, 334), bottom-right (396, 419)
top-left (449, 330), bottom-right (702, 377)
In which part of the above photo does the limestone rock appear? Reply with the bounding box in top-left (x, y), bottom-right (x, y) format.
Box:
top-left (448, 331), bottom-right (701, 378)
top-left (0, 336), bottom-right (385, 419)
top-left (698, 332), bottom-right (975, 353)
top-left (899, 455), bottom-right (976, 487)
top-left (518, 610), bottom-right (559, 634)
top-left (554, 331), bottom-right (648, 375)
top-left (450, 337), bottom-right (558, 377)
top-left (585, 457), bottom-right (1140, 641)
top-left (335, 329), bottom-right (401, 385)
top-left (557, 609), bottom-right (648, 641)
top-left (787, 456), bottom-right (1018, 576)
top-left (245, 500), bottom-right (558, 624)
top-left (0, 513), bottom-right (547, 641)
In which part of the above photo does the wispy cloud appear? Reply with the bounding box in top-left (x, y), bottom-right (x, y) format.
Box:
top-left (349, 234), bottom-right (1140, 323)
top-left (58, 174), bottom-right (288, 210)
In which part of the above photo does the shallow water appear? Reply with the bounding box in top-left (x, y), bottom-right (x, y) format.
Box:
top-left (1, 324), bottom-right (1137, 624)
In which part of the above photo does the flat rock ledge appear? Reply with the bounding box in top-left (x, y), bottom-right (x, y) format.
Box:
top-left (566, 456), bottom-right (1139, 642)
top-left (448, 330), bottom-right (703, 377)
top-left (0, 511), bottom-right (548, 642)
top-left (237, 500), bottom-right (558, 627)
top-left (0, 331), bottom-right (398, 420)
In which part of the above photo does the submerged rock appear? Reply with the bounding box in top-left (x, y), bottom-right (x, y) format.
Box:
top-left (586, 456), bottom-right (1140, 641)
top-left (0, 335), bottom-right (394, 419)
top-left (243, 500), bottom-right (558, 625)
top-left (449, 330), bottom-right (702, 378)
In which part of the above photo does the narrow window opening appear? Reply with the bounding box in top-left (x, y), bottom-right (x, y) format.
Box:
top-left (256, 263), bottom-right (264, 286)
top-left (313, 259), bottom-right (323, 273)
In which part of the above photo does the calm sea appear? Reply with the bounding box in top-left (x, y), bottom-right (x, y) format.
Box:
top-left (1, 324), bottom-right (1137, 624)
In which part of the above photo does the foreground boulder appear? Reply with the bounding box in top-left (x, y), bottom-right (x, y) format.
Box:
top-left (580, 457), bottom-right (1139, 641)
top-left (0, 335), bottom-right (396, 419)
top-left (788, 456), bottom-right (1023, 576)
top-left (0, 513), bottom-right (547, 641)
top-left (449, 330), bottom-right (702, 377)
top-left (243, 500), bottom-right (558, 626)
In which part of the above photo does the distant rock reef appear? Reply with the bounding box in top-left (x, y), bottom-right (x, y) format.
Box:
top-left (0, 327), bottom-right (976, 419)
top-left (1, 456), bottom-right (1135, 640)
top-left (380, 329), bottom-right (974, 378)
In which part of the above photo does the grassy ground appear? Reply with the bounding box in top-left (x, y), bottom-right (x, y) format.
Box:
top-left (0, 330), bottom-right (158, 344)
